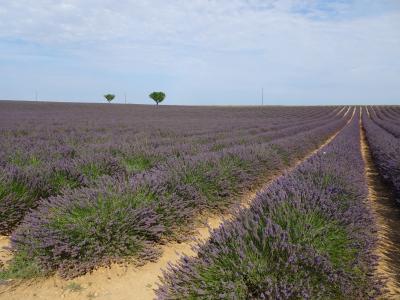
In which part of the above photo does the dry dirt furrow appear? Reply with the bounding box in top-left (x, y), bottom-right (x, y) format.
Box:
top-left (360, 109), bottom-right (400, 298)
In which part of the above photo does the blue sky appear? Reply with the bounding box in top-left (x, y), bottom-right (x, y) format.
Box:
top-left (1, 0), bottom-right (399, 105)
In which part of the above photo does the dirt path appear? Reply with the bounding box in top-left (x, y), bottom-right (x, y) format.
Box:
top-left (360, 109), bottom-right (400, 298)
top-left (0, 112), bottom-right (353, 300)
top-left (0, 237), bottom-right (12, 267)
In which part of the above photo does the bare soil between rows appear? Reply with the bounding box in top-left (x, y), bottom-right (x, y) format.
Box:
top-left (360, 117), bottom-right (400, 298)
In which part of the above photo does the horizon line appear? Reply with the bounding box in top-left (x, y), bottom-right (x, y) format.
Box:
top-left (1, 99), bottom-right (398, 107)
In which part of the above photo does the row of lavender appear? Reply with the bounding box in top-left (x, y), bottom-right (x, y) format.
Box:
top-left (0, 103), bottom-right (337, 169)
top-left (0, 109), bottom-right (345, 235)
top-left (0, 104), bottom-right (349, 278)
top-left (363, 107), bottom-right (400, 203)
top-left (157, 110), bottom-right (381, 299)
top-left (368, 106), bottom-right (400, 138)
top-left (0, 103), bottom-right (345, 234)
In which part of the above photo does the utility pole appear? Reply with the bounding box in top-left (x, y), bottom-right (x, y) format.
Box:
top-left (261, 88), bottom-right (264, 106)
top-left (35, 90), bottom-right (38, 102)
top-left (124, 92), bottom-right (127, 104)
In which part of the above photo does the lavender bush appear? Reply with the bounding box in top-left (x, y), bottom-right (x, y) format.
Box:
top-left (362, 108), bottom-right (400, 203)
top-left (156, 111), bottom-right (381, 299)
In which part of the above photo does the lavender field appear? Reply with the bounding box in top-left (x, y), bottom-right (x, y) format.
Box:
top-left (0, 102), bottom-right (399, 299)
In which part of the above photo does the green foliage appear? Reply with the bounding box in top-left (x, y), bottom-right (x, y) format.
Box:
top-left (149, 91), bottom-right (166, 106)
top-left (0, 180), bottom-right (37, 214)
top-left (0, 250), bottom-right (44, 280)
top-left (80, 163), bottom-right (108, 181)
top-left (0, 180), bottom-right (30, 201)
top-left (0, 179), bottom-right (41, 234)
top-left (181, 156), bottom-right (244, 205)
top-left (64, 282), bottom-right (85, 292)
top-left (211, 143), bottom-right (225, 152)
top-left (8, 153), bottom-right (41, 168)
top-left (49, 171), bottom-right (80, 193)
top-left (271, 144), bottom-right (291, 165)
top-left (182, 165), bottom-right (220, 202)
top-left (49, 190), bottom-right (156, 256)
top-left (185, 204), bottom-right (356, 298)
top-left (104, 94), bottom-right (115, 103)
top-left (271, 203), bottom-right (356, 269)
top-left (122, 155), bottom-right (154, 173)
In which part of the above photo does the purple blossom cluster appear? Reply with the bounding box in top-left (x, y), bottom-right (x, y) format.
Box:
top-left (0, 102), bottom-right (351, 278)
top-left (363, 107), bottom-right (400, 203)
top-left (156, 110), bottom-right (381, 299)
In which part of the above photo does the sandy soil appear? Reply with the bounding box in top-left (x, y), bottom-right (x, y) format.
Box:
top-left (360, 110), bottom-right (400, 298)
top-left (0, 111), bottom-right (352, 300)
top-left (0, 236), bottom-right (12, 267)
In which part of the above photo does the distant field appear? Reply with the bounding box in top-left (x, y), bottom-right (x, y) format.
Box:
top-left (1, 102), bottom-right (399, 299)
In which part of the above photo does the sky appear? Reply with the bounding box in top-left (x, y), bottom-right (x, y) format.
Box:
top-left (0, 0), bottom-right (399, 106)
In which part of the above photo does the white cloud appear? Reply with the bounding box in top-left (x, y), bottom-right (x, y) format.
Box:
top-left (0, 0), bottom-right (399, 104)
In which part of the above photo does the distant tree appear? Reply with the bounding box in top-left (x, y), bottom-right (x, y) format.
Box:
top-left (149, 91), bottom-right (166, 107)
top-left (104, 94), bottom-right (115, 103)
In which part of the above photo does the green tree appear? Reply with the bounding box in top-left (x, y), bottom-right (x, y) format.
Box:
top-left (149, 91), bottom-right (166, 107)
top-left (104, 94), bottom-right (115, 103)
